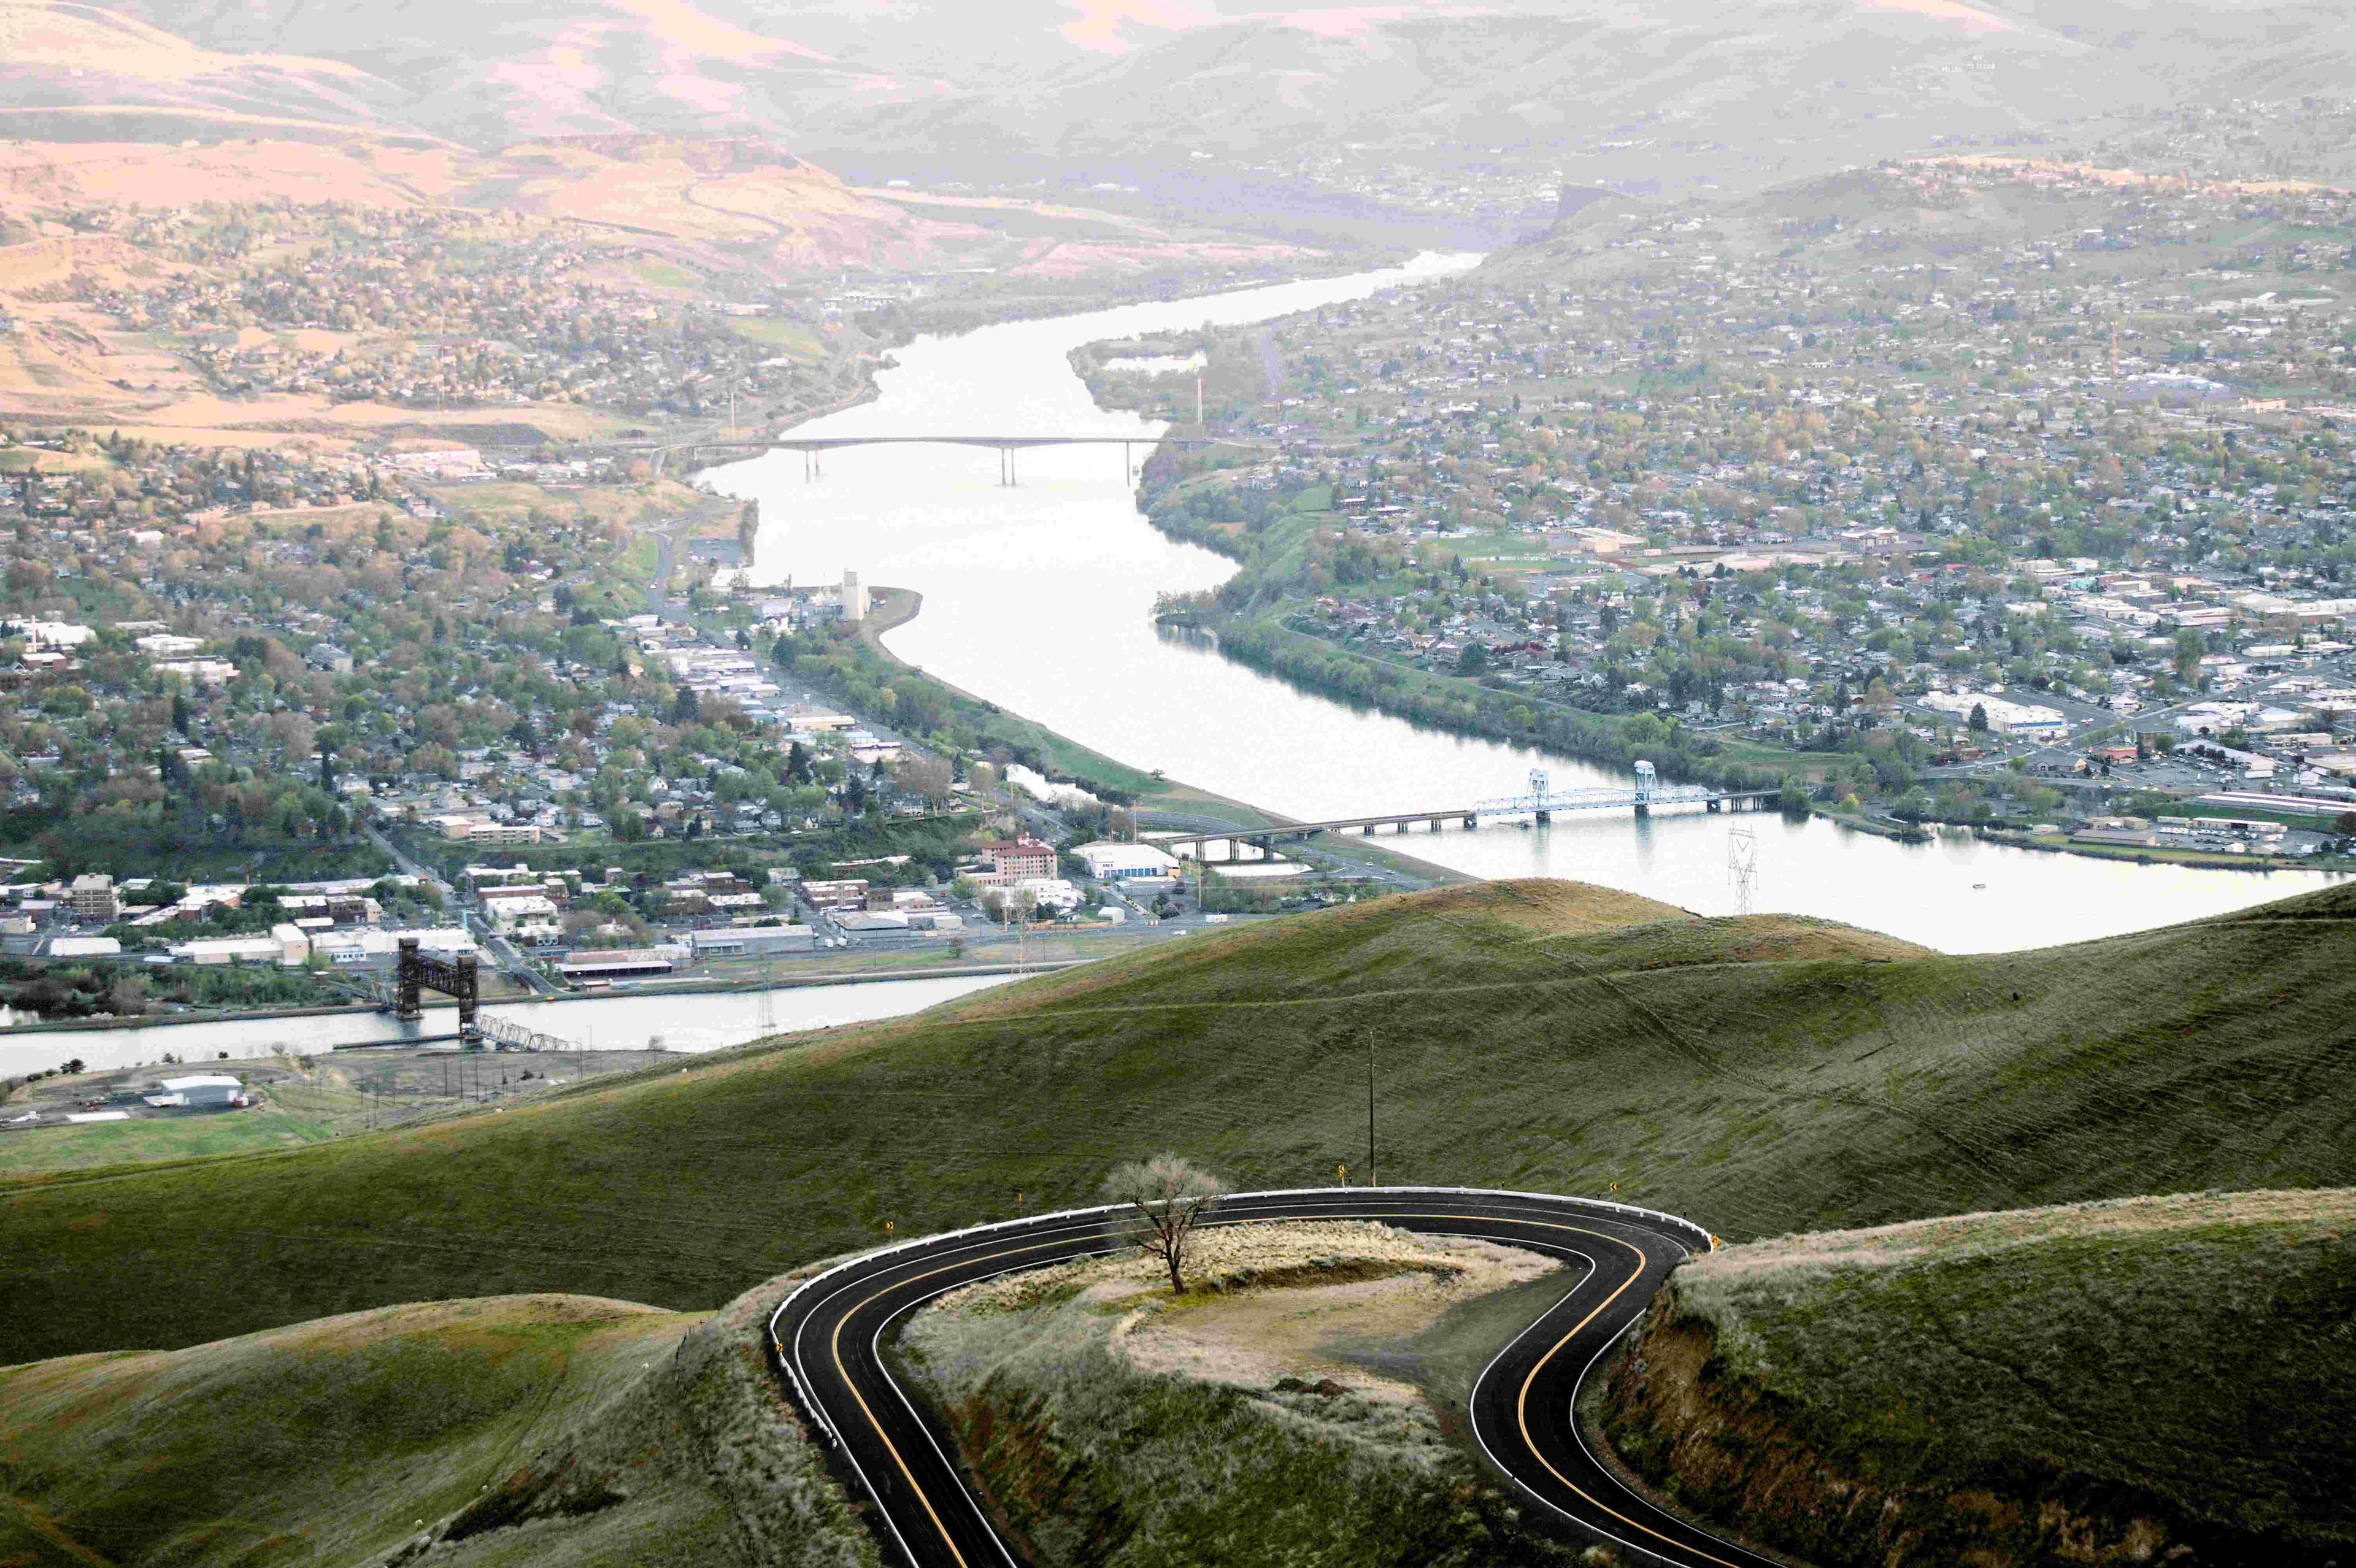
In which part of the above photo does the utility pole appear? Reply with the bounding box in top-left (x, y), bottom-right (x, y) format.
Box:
top-left (1366, 1030), bottom-right (1377, 1188)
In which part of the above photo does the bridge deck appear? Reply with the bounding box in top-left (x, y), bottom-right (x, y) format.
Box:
top-left (764, 435), bottom-right (1263, 452)
top-left (1157, 791), bottom-right (1779, 853)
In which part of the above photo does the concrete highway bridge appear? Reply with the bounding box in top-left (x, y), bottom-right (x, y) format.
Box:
top-left (635, 432), bottom-right (1274, 484)
top-left (1156, 763), bottom-right (1780, 861)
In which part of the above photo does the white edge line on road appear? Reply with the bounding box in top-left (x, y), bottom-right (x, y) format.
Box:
top-left (766, 1190), bottom-right (1720, 1564)
top-left (1460, 1240), bottom-right (1660, 1559)
top-left (768, 1186), bottom-right (1713, 1369)
top-left (871, 1255), bottom-right (1110, 1568)
top-left (1461, 1231), bottom-right (1761, 1568)
top-left (1560, 1307), bottom-right (1773, 1567)
top-left (770, 1188), bottom-right (1712, 1442)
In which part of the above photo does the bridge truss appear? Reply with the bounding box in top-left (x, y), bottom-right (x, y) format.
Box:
top-left (1473, 762), bottom-right (1720, 822)
top-left (395, 936), bottom-right (480, 1039)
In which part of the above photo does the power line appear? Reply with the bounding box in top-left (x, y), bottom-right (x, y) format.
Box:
top-left (1728, 827), bottom-right (1760, 917)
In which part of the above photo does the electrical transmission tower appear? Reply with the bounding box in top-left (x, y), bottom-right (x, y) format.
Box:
top-left (1727, 827), bottom-right (1760, 916)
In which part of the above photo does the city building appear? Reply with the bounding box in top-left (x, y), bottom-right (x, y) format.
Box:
top-left (1921, 691), bottom-right (2069, 739)
top-left (559, 948), bottom-right (680, 980)
top-left (67, 874), bottom-right (120, 923)
top-left (801, 878), bottom-right (870, 909)
top-left (978, 836), bottom-right (1057, 885)
top-left (1072, 841), bottom-right (1182, 882)
top-left (143, 1074), bottom-right (247, 1109)
top-left (1010, 876), bottom-right (1083, 913)
top-left (688, 926), bottom-right (816, 957)
top-left (783, 703), bottom-right (857, 732)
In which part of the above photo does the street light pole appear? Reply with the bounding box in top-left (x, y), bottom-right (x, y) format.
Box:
top-left (1366, 1029), bottom-right (1376, 1188)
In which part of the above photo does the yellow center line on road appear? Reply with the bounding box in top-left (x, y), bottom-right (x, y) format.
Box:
top-left (820, 1205), bottom-right (1711, 1568)
top-left (828, 1232), bottom-right (1086, 1568)
top-left (1510, 1228), bottom-right (1755, 1568)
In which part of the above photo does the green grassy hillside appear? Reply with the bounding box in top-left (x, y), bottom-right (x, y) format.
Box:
top-left (1600, 1189), bottom-right (2356, 1567)
top-left (0, 1279), bottom-right (876, 1568)
top-left (6, 877), bottom-right (2356, 1364)
top-left (0, 1296), bottom-right (717, 1568)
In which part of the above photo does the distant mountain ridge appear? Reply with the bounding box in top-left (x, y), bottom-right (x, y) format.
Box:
top-left (7, 0), bottom-right (2355, 204)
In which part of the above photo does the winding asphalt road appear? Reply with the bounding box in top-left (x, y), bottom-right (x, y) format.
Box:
top-left (769, 1187), bottom-right (1777, 1568)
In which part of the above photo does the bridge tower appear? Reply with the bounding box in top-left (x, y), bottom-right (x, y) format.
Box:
top-left (1528, 767), bottom-right (1550, 824)
top-left (396, 935), bottom-right (483, 1043)
top-left (1633, 759), bottom-right (1657, 816)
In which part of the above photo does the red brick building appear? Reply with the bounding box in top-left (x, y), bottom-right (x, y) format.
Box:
top-left (978, 836), bottom-right (1057, 885)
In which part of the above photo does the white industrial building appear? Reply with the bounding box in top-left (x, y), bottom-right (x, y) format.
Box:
top-left (1009, 877), bottom-right (1083, 913)
top-left (688, 926), bottom-right (817, 958)
top-left (200, 925), bottom-right (477, 967)
top-left (43, 936), bottom-right (122, 958)
top-left (143, 1074), bottom-right (247, 1109)
top-left (169, 932), bottom-right (302, 966)
top-left (1921, 690), bottom-right (2068, 739)
top-left (1071, 841), bottom-right (1182, 882)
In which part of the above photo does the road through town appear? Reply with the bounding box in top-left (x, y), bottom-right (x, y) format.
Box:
top-left (768, 1187), bottom-right (1777, 1568)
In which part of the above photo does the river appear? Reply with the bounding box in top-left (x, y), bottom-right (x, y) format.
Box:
top-left (708, 257), bottom-right (2343, 954)
top-left (0, 973), bottom-right (1014, 1080)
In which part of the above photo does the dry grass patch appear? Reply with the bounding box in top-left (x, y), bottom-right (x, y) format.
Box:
top-left (903, 1220), bottom-right (1576, 1568)
top-left (937, 1220), bottom-right (1558, 1405)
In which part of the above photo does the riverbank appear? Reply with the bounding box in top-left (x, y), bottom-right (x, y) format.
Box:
top-left (701, 258), bottom-right (2340, 952)
top-left (1161, 525), bottom-right (2271, 890)
top-left (853, 586), bottom-right (1474, 887)
top-left (1078, 317), bottom-right (2349, 886)
top-left (1810, 801), bottom-right (2338, 872)
top-left (0, 958), bottom-right (1086, 1040)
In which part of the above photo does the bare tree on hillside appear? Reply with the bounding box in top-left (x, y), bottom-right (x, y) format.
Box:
top-left (1103, 1154), bottom-right (1226, 1294)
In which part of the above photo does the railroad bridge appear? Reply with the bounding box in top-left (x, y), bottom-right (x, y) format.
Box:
top-left (395, 936), bottom-right (481, 1040)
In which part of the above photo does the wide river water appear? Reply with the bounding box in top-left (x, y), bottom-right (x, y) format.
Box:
top-left (0, 974), bottom-right (1012, 1079)
top-left (704, 256), bottom-right (2341, 952)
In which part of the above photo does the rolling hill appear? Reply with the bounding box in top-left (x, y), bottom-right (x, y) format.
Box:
top-left (0, 1280), bottom-right (876, 1568)
top-left (9, 0), bottom-right (2356, 221)
top-left (0, 0), bottom-right (434, 147)
top-left (1603, 1188), bottom-right (2356, 1566)
top-left (6, 877), bottom-right (2356, 1367)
